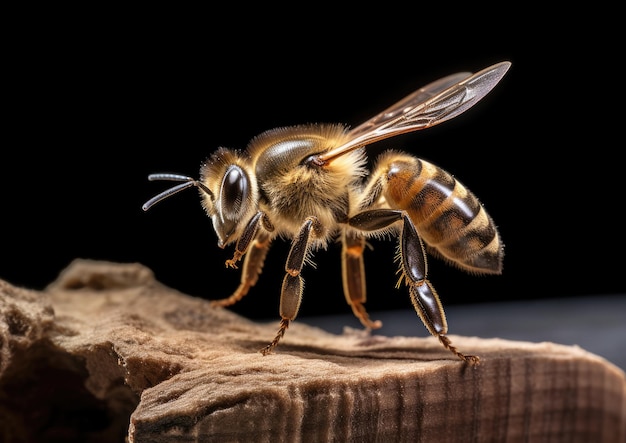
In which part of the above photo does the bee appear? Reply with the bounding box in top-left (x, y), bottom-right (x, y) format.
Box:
top-left (143, 61), bottom-right (510, 364)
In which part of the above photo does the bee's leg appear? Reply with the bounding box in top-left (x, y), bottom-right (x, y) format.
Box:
top-left (261, 216), bottom-right (322, 355)
top-left (341, 231), bottom-right (382, 330)
top-left (348, 209), bottom-right (479, 364)
top-left (224, 211), bottom-right (272, 268)
top-left (211, 211), bottom-right (274, 307)
top-left (210, 233), bottom-right (271, 308)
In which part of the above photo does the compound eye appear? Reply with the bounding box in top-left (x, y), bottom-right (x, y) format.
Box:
top-left (219, 165), bottom-right (249, 220)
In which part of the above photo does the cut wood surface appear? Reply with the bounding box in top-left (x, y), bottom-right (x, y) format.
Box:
top-left (1, 259), bottom-right (625, 442)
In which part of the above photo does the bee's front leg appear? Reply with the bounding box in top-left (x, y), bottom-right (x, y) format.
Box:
top-left (224, 211), bottom-right (272, 268)
top-left (348, 209), bottom-right (479, 364)
top-left (260, 216), bottom-right (322, 355)
top-left (210, 233), bottom-right (271, 308)
top-left (211, 211), bottom-right (273, 308)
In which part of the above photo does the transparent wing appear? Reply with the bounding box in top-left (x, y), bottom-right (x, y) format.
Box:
top-left (318, 61), bottom-right (511, 163)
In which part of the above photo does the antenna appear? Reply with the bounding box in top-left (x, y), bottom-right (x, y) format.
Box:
top-left (142, 174), bottom-right (214, 211)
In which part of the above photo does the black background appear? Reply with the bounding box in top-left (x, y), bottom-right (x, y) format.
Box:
top-left (2, 7), bottom-right (623, 323)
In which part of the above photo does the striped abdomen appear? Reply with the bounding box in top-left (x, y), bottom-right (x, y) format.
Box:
top-left (382, 153), bottom-right (503, 275)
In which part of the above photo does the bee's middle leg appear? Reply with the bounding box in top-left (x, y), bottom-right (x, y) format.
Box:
top-left (260, 216), bottom-right (322, 355)
top-left (341, 231), bottom-right (382, 330)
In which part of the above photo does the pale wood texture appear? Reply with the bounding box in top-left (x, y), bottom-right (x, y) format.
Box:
top-left (1, 259), bottom-right (625, 442)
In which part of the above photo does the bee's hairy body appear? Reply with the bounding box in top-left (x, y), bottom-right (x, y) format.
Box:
top-left (206, 123), bottom-right (502, 275)
top-left (144, 61), bottom-right (511, 364)
top-left (367, 151), bottom-right (503, 275)
top-left (248, 124), bottom-right (361, 244)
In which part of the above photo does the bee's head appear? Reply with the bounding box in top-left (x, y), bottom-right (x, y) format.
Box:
top-left (199, 148), bottom-right (257, 247)
top-left (142, 147), bottom-right (257, 248)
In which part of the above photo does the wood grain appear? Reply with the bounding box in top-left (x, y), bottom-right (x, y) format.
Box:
top-left (1, 259), bottom-right (625, 442)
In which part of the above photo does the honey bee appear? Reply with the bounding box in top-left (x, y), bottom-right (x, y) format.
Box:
top-left (143, 61), bottom-right (510, 364)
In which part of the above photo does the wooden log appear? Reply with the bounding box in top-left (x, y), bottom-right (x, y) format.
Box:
top-left (1, 259), bottom-right (625, 442)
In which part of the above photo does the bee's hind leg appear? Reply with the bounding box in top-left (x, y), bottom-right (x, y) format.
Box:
top-left (348, 209), bottom-right (479, 364)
